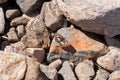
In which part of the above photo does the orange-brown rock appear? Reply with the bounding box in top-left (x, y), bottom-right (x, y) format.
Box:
top-left (47, 25), bottom-right (108, 63)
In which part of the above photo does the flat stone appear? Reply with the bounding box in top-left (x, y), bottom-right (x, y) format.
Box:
top-left (44, 0), bottom-right (66, 32)
top-left (56, 0), bottom-right (120, 37)
top-left (109, 70), bottom-right (120, 80)
top-left (6, 9), bottom-right (21, 20)
top-left (58, 61), bottom-right (77, 80)
top-left (16, 0), bottom-right (45, 15)
top-left (10, 16), bottom-right (29, 27)
top-left (47, 26), bottom-right (108, 63)
top-left (75, 60), bottom-right (95, 80)
top-left (0, 7), bottom-right (5, 34)
top-left (26, 48), bottom-right (45, 63)
top-left (97, 46), bottom-right (120, 72)
top-left (40, 64), bottom-right (58, 80)
top-left (94, 68), bottom-right (110, 80)
top-left (16, 25), bottom-right (25, 38)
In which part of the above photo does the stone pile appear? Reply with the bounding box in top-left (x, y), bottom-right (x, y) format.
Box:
top-left (0, 0), bottom-right (120, 80)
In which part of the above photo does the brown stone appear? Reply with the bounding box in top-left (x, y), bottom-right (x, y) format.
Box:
top-left (47, 25), bottom-right (108, 63)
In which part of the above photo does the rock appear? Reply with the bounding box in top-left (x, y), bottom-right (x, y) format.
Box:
top-left (16, 25), bottom-right (25, 38)
top-left (25, 57), bottom-right (48, 80)
top-left (75, 60), bottom-right (95, 80)
top-left (109, 70), bottom-right (120, 80)
top-left (0, 51), bottom-right (26, 80)
top-left (97, 46), bottom-right (120, 72)
top-left (21, 18), bottom-right (50, 48)
top-left (10, 16), bottom-right (29, 27)
top-left (49, 59), bottom-right (62, 70)
top-left (40, 64), bottom-right (58, 80)
top-left (44, 0), bottom-right (66, 32)
top-left (4, 41), bottom-right (26, 54)
top-left (58, 61), bottom-right (77, 80)
top-left (47, 26), bottom-right (108, 63)
top-left (94, 68), bottom-right (110, 80)
top-left (26, 48), bottom-right (45, 63)
top-left (104, 36), bottom-right (120, 48)
top-left (0, 7), bottom-right (5, 34)
top-left (6, 9), bottom-right (21, 20)
top-left (56, 0), bottom-right (120, 37)
top-left (16, 0), bottom-right (45, 15)
top-left (1, 40), bottom-right (10, 50)
top-left (0, 0), bottom-right (7, 4)
top-left (7, 28), bottom-right (19, 42)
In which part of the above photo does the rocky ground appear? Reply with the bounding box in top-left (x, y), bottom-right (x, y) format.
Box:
top-left (0, 0), bottom-right (120, 80)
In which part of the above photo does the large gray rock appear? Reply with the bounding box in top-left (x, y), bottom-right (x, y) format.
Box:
top-left (97, 46), bottom-right (120, 72)
top-left (75, 60), bottom-right (95, 80)
top-left (56, 0), bottom-right (120, 37)
top-left (16, 0), bottom-right (45, 15)
top-left (58, 61), bottom-right (77, 80)
top-left (0, 7), bottom-right (5, 34)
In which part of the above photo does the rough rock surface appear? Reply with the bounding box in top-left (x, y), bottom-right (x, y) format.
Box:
top-left (97, 46), bottom-right (120, 72)
top-left (75, 60), bottom-right (95, 80)
top-left (16, 25), bottom-right (25, 38)
top-left (21, 18), bottom-right (50, 48)
top-left (6, 9), bottom-right (21, 20)
top-left (47, 26), bottom-right (108, 63)
top-left (58, 61), bottom-right (77, 80)
top-left (94, 68), bottom-right (110, 80)
top-left (109, 70), bottom-right (120, 80)
top-left (44, 0), bottom-right (66, 32)
top-left (40, 64), bottom-right (58, 80)
top-left (0, 7), bottom-right (5, 34)
top-left (56, 0), bottom-right (120, 37)
top-left (0, 51), bottom-right (26, 80)
top-left (16, 0), bottom-right (45, 15)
